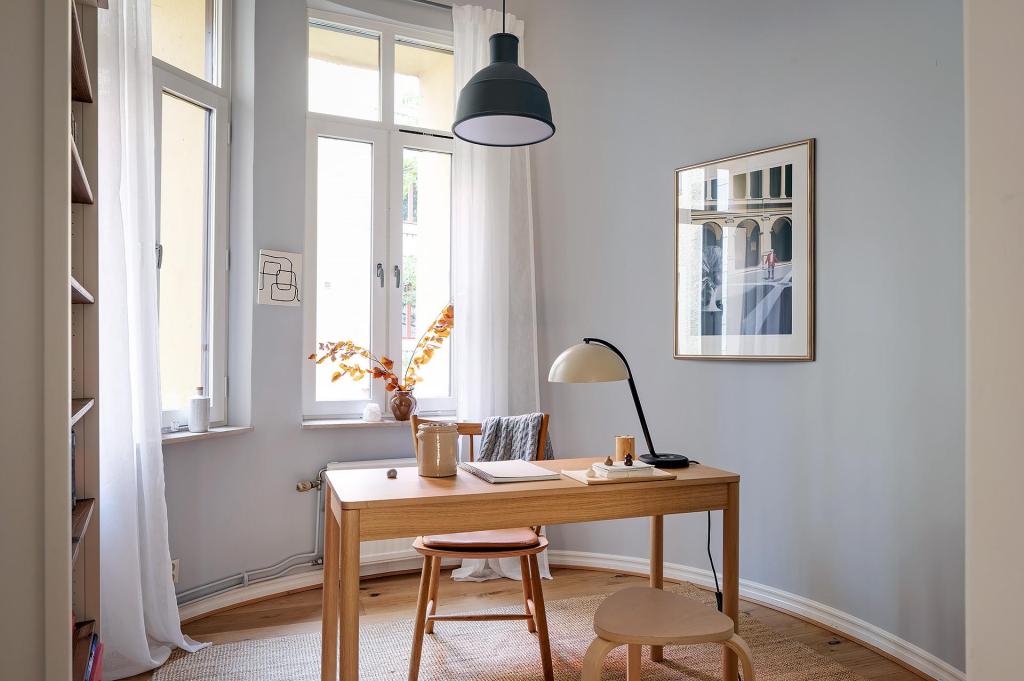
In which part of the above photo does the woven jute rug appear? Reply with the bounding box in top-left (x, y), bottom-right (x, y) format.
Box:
top-left (155, 583), bottom-right (864, 680)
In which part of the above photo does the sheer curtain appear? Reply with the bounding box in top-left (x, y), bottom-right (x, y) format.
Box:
top-left (97, 1), bottom-right (206, 677)
top-left (451, 5), bottom-right (550, 582)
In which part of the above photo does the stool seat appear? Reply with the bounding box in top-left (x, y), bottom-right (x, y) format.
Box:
top-left (594, 587), bottom-right (735, 646)
top-left (422, 527), bottom-right (540, 550)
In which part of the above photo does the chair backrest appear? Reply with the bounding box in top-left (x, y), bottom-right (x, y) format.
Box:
top-left (410, 414), bottom-right (550, 463)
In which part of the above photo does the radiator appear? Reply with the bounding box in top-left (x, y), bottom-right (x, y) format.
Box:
top-left (326, 458), bottom-right (419, 565)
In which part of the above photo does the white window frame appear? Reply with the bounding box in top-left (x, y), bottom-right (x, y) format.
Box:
top-left (153, 0), bottom-right (232, 429)
top-left (303, 9), bottom-right (455, 419)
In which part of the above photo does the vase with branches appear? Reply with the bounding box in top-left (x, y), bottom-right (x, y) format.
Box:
top-left (308, 303), bottom-right (454, 421)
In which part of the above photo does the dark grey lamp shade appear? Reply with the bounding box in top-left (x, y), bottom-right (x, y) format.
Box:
top-left (452, 33), bottom-right (555, 147)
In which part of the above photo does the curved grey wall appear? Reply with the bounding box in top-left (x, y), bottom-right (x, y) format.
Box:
top-left (162, 0), bottom-right (964, 670)
top-left (523, 0), bottom-right (964, 669)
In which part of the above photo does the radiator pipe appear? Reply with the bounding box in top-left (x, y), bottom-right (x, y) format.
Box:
top-left (175, 466), bottom-right (330, 604)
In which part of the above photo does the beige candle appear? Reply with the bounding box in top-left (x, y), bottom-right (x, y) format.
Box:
top-left (615, 435), bottom-right (636, 462)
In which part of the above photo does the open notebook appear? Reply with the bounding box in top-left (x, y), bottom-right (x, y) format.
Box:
top-left (459, 460), bottom-right (561, 484)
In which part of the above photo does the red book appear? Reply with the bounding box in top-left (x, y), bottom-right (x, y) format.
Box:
top-left (88, 641), bottom-right (104, 681)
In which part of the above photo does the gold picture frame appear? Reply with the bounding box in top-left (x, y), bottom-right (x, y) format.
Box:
top-left (673, 139), bottom-right (815, 361)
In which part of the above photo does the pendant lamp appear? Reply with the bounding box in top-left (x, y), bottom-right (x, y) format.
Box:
top-left (452, 0), bottom-right (555, 147)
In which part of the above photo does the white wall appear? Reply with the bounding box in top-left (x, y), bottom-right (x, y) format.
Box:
top-left (0, 2), bottom-right (46, 679)
top-left (964, 0), bottom-right (1024, 677)
top-left (522, 0), bottom-right (965, 670)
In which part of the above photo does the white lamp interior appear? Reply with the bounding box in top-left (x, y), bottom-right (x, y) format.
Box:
top-left (454, 114), bottom-right (554, 146)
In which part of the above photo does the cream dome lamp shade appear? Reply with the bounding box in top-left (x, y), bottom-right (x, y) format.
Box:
top-left (547, 343), bottom-right (628, 383)
top-left (547, 338), bottom-right (690, 468)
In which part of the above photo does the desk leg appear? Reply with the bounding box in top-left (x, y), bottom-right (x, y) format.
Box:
top-left (320, 493), bottom-right (340, 681)
top-left (722, 482), bottom-right (739, 681)
top-left (340, 509), bottom-right (361, 681)
top-left (650, 514), bottom-right (664, 663)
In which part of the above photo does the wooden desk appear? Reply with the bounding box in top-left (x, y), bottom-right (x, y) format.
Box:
top-left (320, 457), bottom-right (740, 681)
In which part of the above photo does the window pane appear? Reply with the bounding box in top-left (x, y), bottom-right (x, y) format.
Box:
top-left (316, 137), bottom-right (374, 402)
top-left (158, 93), bottom-right (210, 414)
top-left (395, 41), bottom-right (454, 130)
top-left (152, 0), bottom-right (214, 82)
top-left (308, 24), bottom-right (380, 121)
top-left (401, 148), bottom-right (451, 398)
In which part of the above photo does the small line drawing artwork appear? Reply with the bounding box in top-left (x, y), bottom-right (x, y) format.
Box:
top-left (257, 249), bottom-right (303, 306)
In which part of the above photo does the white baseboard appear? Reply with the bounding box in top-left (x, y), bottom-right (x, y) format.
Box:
top-left (176, 549), bottom-right (964, 681)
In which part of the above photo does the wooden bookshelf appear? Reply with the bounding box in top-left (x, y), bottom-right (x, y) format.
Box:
top-left (45, 0), bottom-right (106, 677)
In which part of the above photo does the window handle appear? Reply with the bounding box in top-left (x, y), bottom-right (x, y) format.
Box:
top-left (156, 243), bottom-right (164, 269)
top-left (376, 263), bottom-right (384, 288)
top-left (393, 265), bottom-right (401, 289)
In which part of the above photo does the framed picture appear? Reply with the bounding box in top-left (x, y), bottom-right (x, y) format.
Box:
top-left (674, 139), bottom-right (815, 360)
top-left (258, 249), bottom-right (303, 306)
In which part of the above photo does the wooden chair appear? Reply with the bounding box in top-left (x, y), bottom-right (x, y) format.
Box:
top-left (582, 587), bottom-right (755, 681)
top-left (407, 414), bottom-right (553, 681)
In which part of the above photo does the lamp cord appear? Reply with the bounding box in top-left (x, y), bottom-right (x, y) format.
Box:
top-left (502, 0), bottom-right (506, 33)
top-left (707, 510), bottom-right (723, 611)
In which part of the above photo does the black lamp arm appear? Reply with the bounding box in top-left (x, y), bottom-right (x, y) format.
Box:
top-left (582, 337), bottom-right (658, 457)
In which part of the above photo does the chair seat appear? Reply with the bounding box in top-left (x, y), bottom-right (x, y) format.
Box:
top-left (421, 527), bottom-right (540, 550)
top-left (594, 587), bottom-right (735, 645)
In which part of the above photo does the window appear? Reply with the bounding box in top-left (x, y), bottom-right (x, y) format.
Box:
top-left (304, 11), bottom-right (455, 418)
top-left (152, 0), bottom-right (222, 84)
top-left (153, 1), bottom-right (230, 428)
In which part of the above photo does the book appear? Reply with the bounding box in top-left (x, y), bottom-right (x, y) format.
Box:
top-left (459, 460), bottom-right (561, 484)
top-left (592, 460), bottom-right (656, 479)
top-left (88, 641), bottom-right (104, 681)
top-left (83, 633), bottom-right (99, 681)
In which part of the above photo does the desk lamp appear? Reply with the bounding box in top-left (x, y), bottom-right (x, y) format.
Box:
top-left (548, 338), bottom-right (690, 468)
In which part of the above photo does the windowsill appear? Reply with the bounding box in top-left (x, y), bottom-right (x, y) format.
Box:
top-left (162, 425), bottom-right (254, 446)
top-left (300, 418), bottom-right (412, 430)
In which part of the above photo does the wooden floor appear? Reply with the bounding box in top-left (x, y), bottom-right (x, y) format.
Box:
top-left (130, 567), bottom-right (923, 681)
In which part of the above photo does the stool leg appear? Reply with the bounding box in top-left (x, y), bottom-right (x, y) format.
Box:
top-left (520, 555), bottom-right (537, 633)
top-left (723, 634), bottom-right (756, 681)
top-left (627, 644), bottom-right (642, 681)
top-left (528, 553), bottom-right (554, 681)
top-left (581, 638), bottom-right (620, 681)
top-left (407, 557), bottom-right (433, 681)
top-left (424, 556), bottom-right (441, 635)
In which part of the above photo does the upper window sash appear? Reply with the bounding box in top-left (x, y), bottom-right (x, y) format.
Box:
top-left (151, 0), bottom-right (230, 88)
top-left (306, 8), bottom-right (454, 136)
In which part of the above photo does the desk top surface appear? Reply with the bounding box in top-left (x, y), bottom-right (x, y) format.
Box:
top-left (325, 457), bottom-right (738, 510)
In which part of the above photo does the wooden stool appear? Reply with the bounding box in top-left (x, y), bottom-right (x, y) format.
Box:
top-left (582, 587), bottom-right (755, 681)
top-left (407, 531), bottom-right (553, 681)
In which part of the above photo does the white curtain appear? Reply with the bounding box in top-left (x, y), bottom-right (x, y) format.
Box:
top-left (97, 1), bottom-right (207, 677)
top-left (451, 5), bottom-right (550, 582)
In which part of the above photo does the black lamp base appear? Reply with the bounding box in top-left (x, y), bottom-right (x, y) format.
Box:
top-left (639, 453), bottom-right (690, 468)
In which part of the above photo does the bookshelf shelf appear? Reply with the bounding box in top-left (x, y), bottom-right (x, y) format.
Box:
top-left (70, 2), bottom-right (93, 103)
top-left (71, 137), bottom-right (94, 205)
top-left (70, 498), bottom-right (96, 566)
top-left (71, 398), bottom-right (95, 425)
top-left (70, 275), bottom-right (95, 304)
